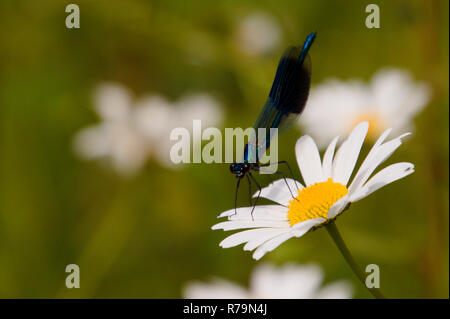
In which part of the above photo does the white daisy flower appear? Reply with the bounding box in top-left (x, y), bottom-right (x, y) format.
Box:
top-left (134, 93), bottom-right (224, 168)
top-left (73, 83), bottom-right (150, 176)
top-left (176, 93), bottom-right (224, 129)
top-left (299, 69), bottom-right (430, 148)
top-left (213, 121), bottom-right (414, 260)
top-left (184, 263), bottom-right (352, 299)
top-left (73, 83), bottom-right (223, 174)
top-left (234, 12), bottom-right (281, 56)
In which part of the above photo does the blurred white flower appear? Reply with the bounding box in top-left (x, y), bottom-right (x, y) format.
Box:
top-left (73, 83), bottom-right (223, 175)
top-left (141, 93), bottom-right (224, 168)
top-left (74, 83), bottom-right (149, 176)
top-left (184, 263), bottom-right (352, 299)
top-left (299, 69), bottom-right (430, 148)
top-left (213, 122), bottom-right (414, 260)
top-left (176, 94), bottom-right (224, 129)
top-left (235, 12), bottom-right (281, 56)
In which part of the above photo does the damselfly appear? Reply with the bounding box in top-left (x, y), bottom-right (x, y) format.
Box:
top-left (229, 32), bottom-right (316, 216)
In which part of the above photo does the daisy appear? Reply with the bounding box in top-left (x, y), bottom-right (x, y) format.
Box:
top-left (298, 69), bottom-right (430, 148)
top-left (134, 93), bottom-right (224, 168)
top-left (73, 83), bottom-right (223, 175)
top-left (213, 121), bottom-right (413, 259)
top-left (213, 122), bottom-right (413, 298)
top-left (73, 83), bottom-right (150, 176)
top-left (184, 263), bottom-right (352, 299)
top-left (234, 12), bottom-right (282, 56)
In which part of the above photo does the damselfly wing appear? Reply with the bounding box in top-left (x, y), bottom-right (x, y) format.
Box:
top-left (229, 32), bottom-right (316, 216)
top-left (244, 32), bottom-right (315, 163)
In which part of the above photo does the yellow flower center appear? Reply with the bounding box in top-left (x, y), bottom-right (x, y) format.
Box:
top-left (353, 112), bottom-right (384, 140)
top-left (287, 178), bottom-right (348, 226)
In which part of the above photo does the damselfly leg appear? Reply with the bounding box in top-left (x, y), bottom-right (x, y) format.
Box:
top-left (246, 174), bottom-right (253, 206)
top-left (260, 161), bottom-right (300, 200)
top-left (233, 177), bottom-right (242, 216)
top-left (248, 172), bottom-right (261, 220)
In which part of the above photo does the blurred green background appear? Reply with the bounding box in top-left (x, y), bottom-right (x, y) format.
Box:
top-left (0, 0), bottom-right (448, 298)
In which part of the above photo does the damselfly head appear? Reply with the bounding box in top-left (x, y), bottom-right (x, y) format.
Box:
top-left (230, 162), bottom-right (250, 177)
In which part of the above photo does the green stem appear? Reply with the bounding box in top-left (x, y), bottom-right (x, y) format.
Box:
top-left (325, 221), bottom-right (386, 299)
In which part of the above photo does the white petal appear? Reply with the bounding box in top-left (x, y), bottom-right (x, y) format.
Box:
top-left (252, 178), bottom-right (303, 206)
top-left (371, 69), bottom-right (430, 130)
top-left (315, 280), bottom-right (353, 299)
top-left (332, 122), bottom-right (368, 185)
top-left (275, 264), bottom-right (323, 299)
top-left (244, 229), bottom-right (291, 251)
top-left (250, 263), bottom-right (323, 299)
top-left (243, 219), bottom-right (324, 254)
top-left (250, 217), bottom-right (325, 260)
top-left (349, 128), bottom-right (392, 189)
top-left (94, 83), bottom-right (132, 122)
top-left (348, 132), bottom-right (410, 195)
top-left (249, 264), bottom-right (280, 297)
top-left (349, 162), bottom-right (414, 202)
top-left (376, 128), bottom-right (393, 146)
top-left (298, 79), bottom-right (369, 148)
top-left (183, 279), bottom-right (249, 299)
top-left (212, 220), bottom-right (289, 231)
top-left (291, 218), bottom-right (326, 236)
top-left (218, 205), bottom-right (288, 221)
top-left (322, 136), bottom-right (339, 179)
top-left (219, 228), bottom-right (288, 248)
top-left (331, 139), bottom-right (347, 180)
top-left (73, 125), bottom-right (111, 159)
top-left (295, 136), bottom-right (324, 186)
top-left (252, 232), bottom-right (294, 260)
top-left (327, 196), bottom-right (350, 219)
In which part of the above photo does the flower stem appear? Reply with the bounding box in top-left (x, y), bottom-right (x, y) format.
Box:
top-left (325, 221), bottom-right (386, 299)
